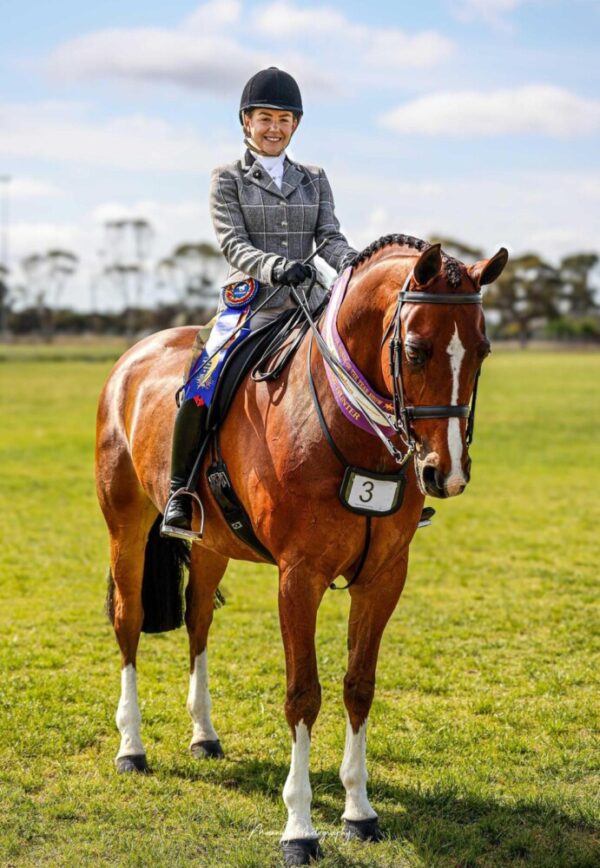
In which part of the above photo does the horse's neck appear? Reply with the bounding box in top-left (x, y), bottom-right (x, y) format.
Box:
top-left (336, 265), bottom-right (403, 394)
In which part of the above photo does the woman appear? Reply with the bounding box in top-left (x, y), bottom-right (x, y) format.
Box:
top-left (162, 66), bottom-right (357, 536)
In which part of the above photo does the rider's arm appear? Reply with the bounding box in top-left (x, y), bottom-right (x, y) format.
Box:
top-left (313, 169), bottom-right (358, 273)
top-left (210, 167), bottom-right (288, 285)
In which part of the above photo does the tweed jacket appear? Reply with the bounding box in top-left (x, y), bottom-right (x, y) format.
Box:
top-left (210, 149), bottom-right (357, 309)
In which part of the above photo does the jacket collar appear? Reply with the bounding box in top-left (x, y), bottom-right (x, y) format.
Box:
top-left (242, 148), bottom-right (303, 200)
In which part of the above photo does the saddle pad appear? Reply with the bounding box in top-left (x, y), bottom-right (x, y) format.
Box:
top-left (208, 308), bottom-right (298, 428)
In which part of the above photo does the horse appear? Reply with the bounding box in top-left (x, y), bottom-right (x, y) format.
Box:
top-left (95, 235), bottom-right (507, 866)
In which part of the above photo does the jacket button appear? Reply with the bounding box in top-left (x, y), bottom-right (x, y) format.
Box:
top-left (282, 240), bottom-right (287, 246)
top-left (281, 221), bottom-right (287, 227)
top-left (253, 170), bottom-right (262, 178)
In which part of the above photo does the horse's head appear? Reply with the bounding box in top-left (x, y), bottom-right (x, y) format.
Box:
top-left (380, 243), bottom-right (508, 498)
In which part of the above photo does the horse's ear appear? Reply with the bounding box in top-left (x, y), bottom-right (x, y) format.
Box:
top-left (468, 247), bottom-right (509, 287)
top-left (413, 243), bottom-right (442, 286)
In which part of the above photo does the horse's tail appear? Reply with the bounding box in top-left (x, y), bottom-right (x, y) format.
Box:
top-left (104, 514), bottom-right (188, 634)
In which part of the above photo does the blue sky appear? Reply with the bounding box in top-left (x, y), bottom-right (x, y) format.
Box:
top-left (2, 0), bottom-right (599, 309)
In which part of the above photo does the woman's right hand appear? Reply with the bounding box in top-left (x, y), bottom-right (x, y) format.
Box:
top-left (278, 262), bottom-right (313, 287)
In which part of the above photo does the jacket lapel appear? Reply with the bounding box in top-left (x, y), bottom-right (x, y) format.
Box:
top-left (242, 149), bottom-right (286, 200)
top-left (281, 160), bottom-right (304, 199)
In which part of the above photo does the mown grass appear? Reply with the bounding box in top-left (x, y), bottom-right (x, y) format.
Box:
top-left (0, 349), bottom-right (599, 867)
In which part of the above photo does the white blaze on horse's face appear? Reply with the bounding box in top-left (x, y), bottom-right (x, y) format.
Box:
top-left (445, 324), bottom-right (468, 497)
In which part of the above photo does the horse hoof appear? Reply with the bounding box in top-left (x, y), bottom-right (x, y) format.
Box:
top-left (281, 838), bottom-right (323, 866)
top-left (190, 739), bottom-right (224, 760)
top-left (343, 817), bottom-right (383, 843)
top-left (115, 754), bottom-right (148, 774)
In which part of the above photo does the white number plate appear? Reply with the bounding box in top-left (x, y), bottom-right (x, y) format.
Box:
top-left (340, 468), bottom-right (405, 516)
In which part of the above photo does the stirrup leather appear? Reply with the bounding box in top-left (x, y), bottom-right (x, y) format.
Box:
top-left (160, 488), bottom-right (205, 541)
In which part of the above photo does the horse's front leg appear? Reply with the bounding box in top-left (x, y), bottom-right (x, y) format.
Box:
top-left (185, 546), bottom-right (228, 759)
top-left (278, 564), bottom-right (330, 867)
top-left (109, 506), bottom-right (157, 773)
top-left (340, 556), bottom-right (408, 842)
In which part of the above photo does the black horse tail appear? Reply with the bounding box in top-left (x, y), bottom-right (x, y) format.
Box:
top-left (105, 515), bottom-right (188, 634)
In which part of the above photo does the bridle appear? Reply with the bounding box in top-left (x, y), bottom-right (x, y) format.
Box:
top-left (292, 266), bottom-right (484, 468)
top-left (386, 270), bottom-right (483, 462)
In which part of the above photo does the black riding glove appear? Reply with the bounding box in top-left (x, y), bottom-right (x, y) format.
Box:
top-left (279, 262), bottom-right (313, 288)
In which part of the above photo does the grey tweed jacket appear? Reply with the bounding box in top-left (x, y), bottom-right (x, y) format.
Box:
top-left (210, 149), bottom-right (357, 309)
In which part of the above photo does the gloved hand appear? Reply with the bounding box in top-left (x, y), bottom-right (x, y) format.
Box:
top-left (279, 262), bottom-right (313, 287)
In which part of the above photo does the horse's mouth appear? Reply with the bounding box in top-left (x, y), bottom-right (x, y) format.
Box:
top-left (415, 452), bottom-right (468, 499)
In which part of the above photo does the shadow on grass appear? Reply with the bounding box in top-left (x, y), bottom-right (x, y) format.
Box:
top-left (166, 756), bottom-right (600, 867)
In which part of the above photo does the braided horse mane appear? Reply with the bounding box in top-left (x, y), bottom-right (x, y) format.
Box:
top-left (348, 233), bottom-right (464, 288)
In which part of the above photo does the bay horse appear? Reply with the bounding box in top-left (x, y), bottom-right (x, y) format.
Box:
top-left (95, 236), bottom-right (507, 865)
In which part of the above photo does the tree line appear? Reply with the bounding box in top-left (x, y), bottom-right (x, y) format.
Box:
top-left (1, 227), bottom-right (598, 345)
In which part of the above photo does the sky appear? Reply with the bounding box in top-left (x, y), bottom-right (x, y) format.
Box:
top-left (1, 0), bottom-right (599, 310)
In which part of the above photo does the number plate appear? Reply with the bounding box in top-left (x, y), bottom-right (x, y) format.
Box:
top-left (339, 466), bottom-right (406, 516)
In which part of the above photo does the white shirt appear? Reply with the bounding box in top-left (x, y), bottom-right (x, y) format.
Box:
top-left (255, 151), bottom-right (286, 190)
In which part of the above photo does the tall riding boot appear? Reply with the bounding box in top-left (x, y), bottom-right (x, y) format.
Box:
top-left (162, 399), bottom-right (209, 531)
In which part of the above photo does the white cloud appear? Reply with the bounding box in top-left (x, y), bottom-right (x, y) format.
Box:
top-left (451, 0), bottom-right (527, 27)
top-left (379, 85), bottom-right (600, 137)
top-left (253, 2), bottom-right (454, 68)
top-left (0, 101), bottom-right (232, 171)
top-left (46, 2), bottom-right (334, 94)
top-left (4, 177), bottom-right (62, 198)
top-left (44, 0), bottom-right (453, 95)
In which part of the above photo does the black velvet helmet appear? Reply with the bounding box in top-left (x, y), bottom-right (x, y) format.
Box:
top-left (239, 67), bottom-right (303, 125)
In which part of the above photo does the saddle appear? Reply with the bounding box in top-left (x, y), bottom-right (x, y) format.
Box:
top-left (189, 305), bottom-right (316, 559)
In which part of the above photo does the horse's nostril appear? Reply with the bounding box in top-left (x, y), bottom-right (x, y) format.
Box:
top-left (422, 465), bottom-right (445, 496)
top-left (423, 465), bottom-right (436, 489)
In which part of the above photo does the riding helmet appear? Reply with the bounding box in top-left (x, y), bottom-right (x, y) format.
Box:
top-left (239, 67), bottom-right (303, 124)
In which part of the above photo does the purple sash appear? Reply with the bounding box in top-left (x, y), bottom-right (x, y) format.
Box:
top-left (322, 268), bottom-right (396, 437)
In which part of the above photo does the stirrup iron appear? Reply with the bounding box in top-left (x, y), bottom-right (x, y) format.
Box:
top-left (160, 488), bottom-right (205, 541)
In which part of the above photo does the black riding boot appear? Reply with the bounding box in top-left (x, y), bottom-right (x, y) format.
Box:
top-left (162, 399), bottom-right (208, 532)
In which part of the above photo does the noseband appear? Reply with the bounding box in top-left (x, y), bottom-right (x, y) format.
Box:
top-left (387, 272), bottom-right (483, 454)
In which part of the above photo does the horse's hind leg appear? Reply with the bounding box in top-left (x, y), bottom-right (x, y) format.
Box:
top-left (106, 498), bottom-right (157, 773)
top-left (185, 546), bottom-right (228, 759)
top-left (340, 558), bottom-right (407, 842)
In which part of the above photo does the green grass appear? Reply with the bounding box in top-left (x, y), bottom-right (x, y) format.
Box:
top-left (0, 350), bottom-right (599, 867)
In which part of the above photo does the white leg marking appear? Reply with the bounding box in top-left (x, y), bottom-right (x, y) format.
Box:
top-left (340, 717), bottom-right (377, 821)
top-left (116, 664), bottom-right (145, 759)
top-left (282, 721), bottom-right (318, 841)
top-left (446, 324), bottom-right (467, 493)
top-left (187, 650), bottom-right (219, 745)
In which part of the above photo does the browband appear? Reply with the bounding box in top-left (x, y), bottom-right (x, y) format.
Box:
top-left (401, 291), bottom-right (482, 305)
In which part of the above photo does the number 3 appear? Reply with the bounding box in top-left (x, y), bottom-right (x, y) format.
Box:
top-left (359, 480), bottom-right (374, 503)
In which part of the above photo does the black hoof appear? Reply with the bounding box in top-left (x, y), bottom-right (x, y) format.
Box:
top-left (116, 754), bottom-right (148, 774)
top-left (190, 739), bottom-right (224, 759)
top-left (281, 838), bottom-right (323, 866)
top-left (343, 817), bottom-right (383, 843)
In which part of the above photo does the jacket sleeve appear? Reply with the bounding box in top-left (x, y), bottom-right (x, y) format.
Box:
top-left (210, 167), bottom-right (288, 285)
top-left (314, 169), bottom-right (358, 273)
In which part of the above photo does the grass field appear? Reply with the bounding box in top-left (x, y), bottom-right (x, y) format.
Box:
top-left (0, 347), bottom-right (599, 867)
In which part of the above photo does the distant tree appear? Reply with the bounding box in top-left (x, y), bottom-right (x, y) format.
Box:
top-left (0, 264), bottom-right (10, 337)
top-left (484, 253), bottom-right (562, 347)
top-left (559, 252), bottom-right (598, 315)
top-left (172, 242), bottom-right (223, 306)
top-left (103, 218), bottom-right (154, 337)
top-left (20, 250), bottom-right (78, 341)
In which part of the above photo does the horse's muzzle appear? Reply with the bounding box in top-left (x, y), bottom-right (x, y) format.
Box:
top-left (417, 453), bottom-right (470, 499)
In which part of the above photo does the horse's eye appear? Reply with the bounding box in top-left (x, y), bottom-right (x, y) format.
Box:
top-left (405, 345), bottom-right (425, 367)
top-left (478, 340), bottom-right (491, 360)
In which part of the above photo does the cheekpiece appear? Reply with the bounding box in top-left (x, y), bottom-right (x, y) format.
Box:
top-left (223, 278), bottom-right (259, 309)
